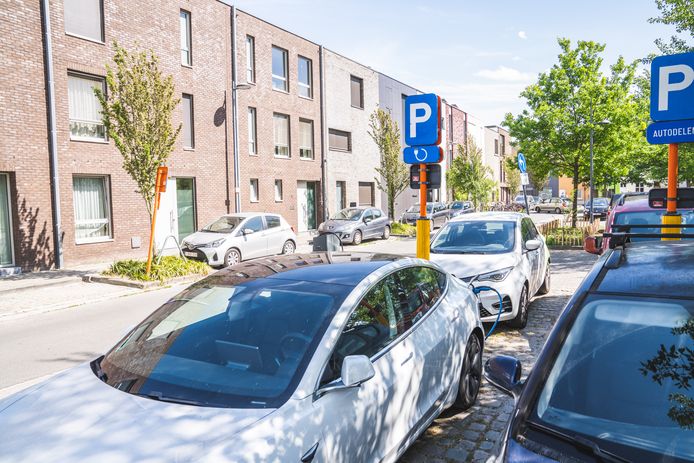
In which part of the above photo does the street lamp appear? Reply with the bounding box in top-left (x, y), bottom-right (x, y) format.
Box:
top-left (589, 109), bottom-right (610, 223)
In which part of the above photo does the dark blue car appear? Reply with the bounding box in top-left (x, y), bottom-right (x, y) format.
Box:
top-left (485, 240), bottom-right (694, 462)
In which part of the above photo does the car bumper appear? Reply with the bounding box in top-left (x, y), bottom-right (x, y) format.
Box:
top-left (469, 278), bottom-right (520, 323)
top-left (181, 246), bottom-right (223, 266)
top-left (584, 211), bottom-right (607, 218)
top-left (319, 231), bottom-right (355, 243)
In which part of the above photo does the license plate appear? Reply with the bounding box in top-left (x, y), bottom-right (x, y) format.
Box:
top-left (184, 251), bottom-right (197, 257)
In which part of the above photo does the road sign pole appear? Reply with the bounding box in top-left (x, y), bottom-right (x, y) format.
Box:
top-left (417, 163), bottom-right (430, 260)
top-left (662, 143), bottom-right (681, 240)
top-left (522, 184), bottom-right (530, 215)
top-left (146, 166), bottom-right (167, 276)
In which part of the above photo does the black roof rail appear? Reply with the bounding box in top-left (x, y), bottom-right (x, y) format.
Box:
top-left (604, 223), bottom-right (694, 249)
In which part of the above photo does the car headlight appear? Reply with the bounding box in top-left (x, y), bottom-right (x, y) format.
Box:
top-left (477, 266), bottom-right (513, 282)
top-left (201, 238), bottom-right (226, 248)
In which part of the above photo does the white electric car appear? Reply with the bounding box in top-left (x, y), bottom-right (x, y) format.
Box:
top-left (0, 252), bottom-right (483, 463)
top-left (430, 212), bottom-right (551, 328)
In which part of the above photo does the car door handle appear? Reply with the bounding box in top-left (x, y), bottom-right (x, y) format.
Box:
top-left (452, 310), bottom-right (460, 321)
top-left (401, 352), bottom-right (414, 365)
top-left (301, 442), bottom-right (319, 462)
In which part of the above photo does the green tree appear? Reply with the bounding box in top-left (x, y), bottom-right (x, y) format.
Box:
top-left (447, 136), bottom-right (497, 210)
top-left (649, 0), bottom-right (694, 54)
top-left (504, 39), bottom-right (640, 226)
top-left (95, 42), bottom-right (181, 221)
top-left (368, 109), bottom-right (408, 218)
top-left (504, 157), bottom-right (521, 198)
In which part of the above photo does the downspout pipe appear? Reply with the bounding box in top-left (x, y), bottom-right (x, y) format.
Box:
top-left (319, 46), bottom-right (328, 222)
top-left (40, 0), bottom-right (63, 269)
top-left (230, 6), bottom-right (241, 213)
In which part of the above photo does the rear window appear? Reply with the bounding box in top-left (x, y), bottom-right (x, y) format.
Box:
top-left (266, 215), bottom-right (281, 229)
top-left (613, 210), bottom-right (694, 240)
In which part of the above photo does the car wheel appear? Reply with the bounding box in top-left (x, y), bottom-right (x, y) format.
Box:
top-left (453, 334), bottom-right (483, 410)
top-left (224, 248), bottom-right (241, 267)
top-left (281, 240), bottom-right (295, 255)
top-left (352, 230), bottom-right (362, 245)
top-left (537, 265), bottom-right (551, 295)
top-left (381, 225), bottom-right (390, 240)
top-left (554, 207), bottom-right (561, 214)
top-left (508, 285), bottom-right (529, 329)
top-left (535, 206), bottom-right (540, 213)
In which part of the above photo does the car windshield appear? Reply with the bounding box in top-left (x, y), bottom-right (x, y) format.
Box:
top-left (407, 205), bottom-right (433, 213)
top-left (531, 296), bottom-right (694, 461)
top-left (614, 210), bottom-right (694, 240)
top-left (430, 220), bottom-right (516, 254)
top-left (451, 202), bottom-right (467, 210)
top-left (98, 277), bottom-right (351, 408)
top-left (202, 216), bottom-right (243, 233)
top-left (332, 208), bottom-right (363, 220)
top-left (588, 198), bottom-right (608, 206)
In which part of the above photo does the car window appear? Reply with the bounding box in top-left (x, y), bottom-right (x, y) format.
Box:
top-left (363, 210), bottom-right (373, 221)
top-left (243, 216), bottom-right (264, 233)
top-left (430, 220), bottom-right (516, 254)
top-left (521, 218), bottom-right (534, 243)
top-left (393, 267), bottom-right (446, 329)
top-left (373, 209), bottom-right (382, 219)
top-left (266, 215), bottom-right (281, 229)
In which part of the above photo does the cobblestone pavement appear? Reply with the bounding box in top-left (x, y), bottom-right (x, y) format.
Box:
top-left (400, 249), bottom-right (598, 463)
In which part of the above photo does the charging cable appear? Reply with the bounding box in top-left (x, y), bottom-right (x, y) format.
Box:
top-left (471, 285), bottom-right (504, 340)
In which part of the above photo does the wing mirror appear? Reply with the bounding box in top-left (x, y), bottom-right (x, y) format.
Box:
top-left (583, 235), bottom-right (602, 255)
top-left (242, 228), bottom-right (254, 235)
top-left (314, 355), bottom-right (375, 399)
top-left (484, 355), bottom-right (523, 399)
top-left (525, 239), bottom-right (541, 251)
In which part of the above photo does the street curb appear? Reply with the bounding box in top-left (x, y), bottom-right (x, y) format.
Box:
top-left (83, 273), bottom-right (206, 289)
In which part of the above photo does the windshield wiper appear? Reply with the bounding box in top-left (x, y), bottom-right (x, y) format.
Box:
top-left (136, 391), bottom-right (203, 406)
top-left (526, 420), bottom-right (631, 463)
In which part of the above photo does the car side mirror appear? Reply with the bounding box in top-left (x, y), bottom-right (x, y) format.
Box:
top-left (484, 355), bottom-right (523, 399)
top-left (583, 235), bottom-right (602, 255)
top-left (363, 217), bottom-right (371, 224)
top-left (314, 355), bottom-right (375, 400)
top-left (242, 228), bottom-right (254, 235)
top-left (525, 239), bottom-right (541, 251)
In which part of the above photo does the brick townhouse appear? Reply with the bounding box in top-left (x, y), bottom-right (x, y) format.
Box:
top-left (484, 125), bottom-right (514, 202)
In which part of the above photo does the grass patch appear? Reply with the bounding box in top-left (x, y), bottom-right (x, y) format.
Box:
top-left (391, 222), bottom-right (416, 237)
top-left (104, 255), bottom-right (211, 282)
top-left (544, 227), bottom-right (586, 247)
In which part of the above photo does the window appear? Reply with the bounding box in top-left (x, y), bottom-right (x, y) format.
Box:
top-left (336, 181), bottom-right (346, 211)
top-left (299, 119), bottom-right (314, 159)
top-left (266, 215), bottom-right (281, 229)
top-left (636, 183), bottom-right (645, 193)
top-left (500, 135), bottom-right (506, 155)
top-left (246, 36), bottom-right (255, 83)
top-left (273, 113), bottom-right (290, 157)
top-left (68, 73), bottom-right (106, 141)
top-left (298, 56), bottom-right (312, 98)
top-left (243, 215), bottom-right (264, 232)
top-left (248, 107), bottom-right (257, 155)
top-left (401, 94), bottom-right (407, 130)
top-left (73, 176), bottom-right (111, 243)
top-left (272, 46), bottom-right (288, 91)
top-left (274, 180), bottom-right (283, 202)
top-left (394, 266), bottom-right (446, 329)
top-left (64, 0), bottom-right (103, 42)
top-left (358, 182), bottom-right (374, 206)
top-left (182, 94), bottom-right (194, 149)
top-left (373, 209), bottom-right (382, 219)
top-left (350, 75), bottom-right (364, 109)
top-left (180, 10), bottom-right (192, 66)
top-left (328, 129), bottom-right (351, 152)
top-left (494, 138), bottom-right (499, 155)
top-left (250, 179), bottom-right (259, 202)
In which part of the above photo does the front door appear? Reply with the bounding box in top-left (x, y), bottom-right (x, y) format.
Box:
top-left (0, 174), bottom-right (14, 267)
top-left (297, 181), bottom-right (317, 232)
top-left (154, 178), bottom-right (177, 252)
top-left (176, 178), bottom-right (196, 243)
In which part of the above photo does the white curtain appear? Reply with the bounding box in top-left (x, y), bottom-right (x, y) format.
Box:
top-left (274, 114), bottom-right (289, 156)
top-left (300, 121), bottom-right (312, 149)
top-left (180, 11), bottom-right (190, 64)
top-left (73, 177), bottom-right (110, 241)
top-left (68, 75), bottom-right (102, 123)
top-left (0, 175), bottom-right (12, 266)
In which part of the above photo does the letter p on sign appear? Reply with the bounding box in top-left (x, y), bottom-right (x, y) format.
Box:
top-left (651, 52), bottom-right (694, 122)
top-left (405, 93), bottom-right (441, 146)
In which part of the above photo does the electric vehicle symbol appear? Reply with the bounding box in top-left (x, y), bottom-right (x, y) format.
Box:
top-left (414, 147), bottom-right (428, 162)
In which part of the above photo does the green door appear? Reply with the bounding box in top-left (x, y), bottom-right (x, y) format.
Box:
top-left (176, 178), bottom-right (196, 243)
top-left (306, 182), bottom-right (316, 230)
top-left (0, 174), bottom-right (13, 267)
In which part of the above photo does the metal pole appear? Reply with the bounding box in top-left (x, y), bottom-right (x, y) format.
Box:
top-left (522, 183), bottom-right (530, 215)
top-left (230, 7), bottom-right (241, 213)
top-left (318, 46), bottom-right (328, 222)
top-left (416, 163), bottom-right (430, 259)
top-left (223, 91), bottom-right (230, 213)
top-left (589, 109), bottom-right (595, 224)
top-left (662, 143), bottom-right (681, 240)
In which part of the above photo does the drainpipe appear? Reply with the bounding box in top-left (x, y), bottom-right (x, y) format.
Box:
top-left (319, 46), bottom-right (328, 222)
top-left (230, 6), bottom-right (241, 213)
top-left (40, 0), bottom-right (63, 269)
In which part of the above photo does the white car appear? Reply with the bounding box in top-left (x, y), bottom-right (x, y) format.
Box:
top-left (0, 253), bottom-right (483, 463)
top-left (430, 212), bottom-right (550, 328)
top-left (181, 212), bottom-right (297, 267)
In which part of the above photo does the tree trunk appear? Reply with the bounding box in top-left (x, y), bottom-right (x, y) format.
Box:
top-left (571, 161), bottom-right (579, 228)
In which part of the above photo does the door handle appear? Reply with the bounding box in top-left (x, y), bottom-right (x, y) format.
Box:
top-left (401, 351), bottom-right (414, 365)
top-left (301, 442), bottom-right (319, 462)
top-left (452, 310), bottom-right (460, 321)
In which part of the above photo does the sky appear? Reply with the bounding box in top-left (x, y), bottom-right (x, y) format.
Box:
top-left (232, 0), bottom-right (678, 126)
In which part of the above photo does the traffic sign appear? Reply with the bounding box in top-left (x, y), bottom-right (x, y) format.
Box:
top-left (403, 145), bottom-right (443, 164)
top-left (410, 164), bottom-right (441, 189)
top-left (520, 173), bottom-right (529, 186)
top-left (517, 152), bottom-right (527, 173)
top-left (647, 118), bottom-right (694, 144)
top-left (405, 93), bottom-right (441, 146)
top-left (650, 52), bottom-right (694, 122)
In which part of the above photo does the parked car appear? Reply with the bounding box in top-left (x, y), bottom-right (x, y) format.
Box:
top-left (513, 194), bottom-right (536, 209)
top-left (485, 239), bottom-right (694, 462)
top-left (0, 252), bottom-right (484, 463)
top-left (584, 197), bottom-right (694, 254)
top-left (534, 197), bottom-right (569, 214)
top-left (181, 212), bottom-right (296, 267)
top-left (609, 191), bottom-right (647, 209)
top-left (400, 202), bottom-right (449, 229)
top-left (583, 197), bottom-right (609, 219)
top-left (447, 201), bottom-right (475, 218)
top-left (430, 212), bottom-right (550, 329)
top-left (317, 207), bottom-right (391, 245)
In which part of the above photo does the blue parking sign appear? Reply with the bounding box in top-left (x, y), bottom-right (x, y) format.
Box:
top-left (650, 52), bottom-right (694, 122)
top-left (405, 94), bottom-right (441, 146)
top-left (403, 145), bottom-right (443, 164)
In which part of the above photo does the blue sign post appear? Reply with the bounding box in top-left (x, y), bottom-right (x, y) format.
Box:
top-left (517, 152), bottom-right (530, 215)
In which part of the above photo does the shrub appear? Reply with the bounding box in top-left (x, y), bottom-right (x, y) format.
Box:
top-left (104, 255), bottom-right (211, 282)
top-left (391, 222), bottom-right (416, 237)
top-left (544, 227), bottom-right (586, 247)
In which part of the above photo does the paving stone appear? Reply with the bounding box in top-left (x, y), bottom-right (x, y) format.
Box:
top-left (445, 446), bottom-right (469, 462)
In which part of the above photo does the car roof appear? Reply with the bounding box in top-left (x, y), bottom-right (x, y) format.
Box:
top-left (191, 252), bottom-right (405, 288)
top-left (449, 211), bottom-right (525, 222)
top-left (596, 241), bottom-right (694, 298)
top-left (613, 197), bottom-right (694, 213)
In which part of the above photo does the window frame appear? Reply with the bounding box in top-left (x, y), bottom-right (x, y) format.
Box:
top-left (350, 75), bottom-right (364, 109)
top-left (249, 178), bottom-right (259, 203)
top-left (245, 35), bottom-right (255, 83)
top-left (182, 93), bottom-right (195, 149)
top-left (271, 45), bottom-right (289, 92)
top-left (248, 107), bottom-right (257, 156)
top-left (67, 72), bottom-right (107, 142)
top-left (180, 9), bottom-right (192, 67)
top-left (64, 0), bottom-right (105, 44)
top-left (72, 174), bottom-right (113, 244)
top-left (274, 179), bottom-right (283, 202)
top-left (297, 55), bottom-right (313, 99)
top-left (328, 128), bottom-right (352, 152)
top-left (299, 118), bottom-right (314, 160)
top-left (273, 112), bottom-right (291, 158)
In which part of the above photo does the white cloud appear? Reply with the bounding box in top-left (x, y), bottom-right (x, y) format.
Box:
top-left (476, 66), bottom-right (533, 82)
top-left (512, 55), bottom-right (522, 62)
top-left (518, 30), bottom-right (528, 40)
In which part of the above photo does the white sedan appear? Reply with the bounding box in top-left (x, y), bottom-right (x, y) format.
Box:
top-left (0, 252), bottom-right (483, 463)
top-left (430, 212), bottom-right (550, 328)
